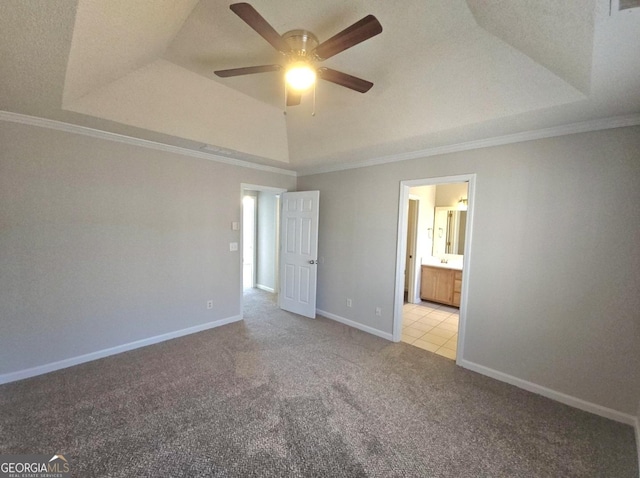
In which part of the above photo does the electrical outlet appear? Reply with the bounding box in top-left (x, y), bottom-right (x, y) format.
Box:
top-left (375, 307), bottom-right (382, 316)
top-left (346, 298), bottom-right (352, 307)
top-left (207, 300), bottom-right (213, 309)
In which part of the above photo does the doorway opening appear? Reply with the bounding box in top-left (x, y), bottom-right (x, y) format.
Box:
top-left (240, 184), bottom-right (287, 317)
top-left (393, 174), bottom-right (476, 363)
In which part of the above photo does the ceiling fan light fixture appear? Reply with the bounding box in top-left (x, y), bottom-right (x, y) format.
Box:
top-left (285, 61), bottom-right (316, 91)
top-left (217, 4), bottom-right (383, 104)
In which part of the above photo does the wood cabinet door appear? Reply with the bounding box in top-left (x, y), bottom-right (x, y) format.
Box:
top-left (421, 266), bottom-right (454, 304)
top-left (421, 266), bottom-right (437, 301)
top-left (452, 270), bottom-right (462, 306)
top-left (433, 268), bottom-right (454, 304)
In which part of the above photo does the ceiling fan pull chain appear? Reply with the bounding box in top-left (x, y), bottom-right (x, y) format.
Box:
top-left (283, 83), bottom-right (287, 115)
top-left (312, 82), bottom-right (316, 117)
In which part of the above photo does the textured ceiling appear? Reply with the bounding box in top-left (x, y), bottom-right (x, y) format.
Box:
top-left (1, 0), bottom-right (639, 172)
top-left (63, 0), bottom-right (200, 104)
top-left (466, 0), bottom-right (595, 94)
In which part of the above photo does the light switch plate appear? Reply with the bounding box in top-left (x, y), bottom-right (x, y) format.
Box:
top-left (229, 242), bottom-right (238, 252)
top-left (231, 222), bottom-right (239, 231)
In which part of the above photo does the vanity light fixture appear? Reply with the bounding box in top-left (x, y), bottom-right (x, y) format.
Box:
top-left (458, 198), bottom-right (468, 211)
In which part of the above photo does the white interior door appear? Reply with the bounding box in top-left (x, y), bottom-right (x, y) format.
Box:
top-left (279, 191), bottom-right (319, 318)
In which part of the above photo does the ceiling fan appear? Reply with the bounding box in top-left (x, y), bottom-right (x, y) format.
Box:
top-left (214, 3), bottom-right (383, 107)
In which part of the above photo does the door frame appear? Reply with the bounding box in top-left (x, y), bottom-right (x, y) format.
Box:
top-left (240, 184), bottom-right (288, 318)
top-left (393, 174), bottom-right (476, 366)
top-left (405, 196), bottom-right (420, 303)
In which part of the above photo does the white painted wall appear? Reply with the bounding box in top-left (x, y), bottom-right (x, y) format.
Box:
top-left (409, 186), bottom-right (436, 296)
top-left (0, 121), bottom-right (295, 377)
top-left (298, 125), bottom-right (640, 416)
top-left (435, 182), bottom-right (468, 207)
top-left (256, 192), bottom-right (278, 292)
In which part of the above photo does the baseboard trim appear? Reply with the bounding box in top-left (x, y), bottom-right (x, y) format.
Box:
top-left (317, 309), bottom-right (394, 341)
top-left (0, 315), bottom-right (242, 385)
top-left (459, 359), bottom-right (636, 426)
top-left (256, 284), bottom-right (275, 293)
top-left (635, 416), bottom-right (640, 478)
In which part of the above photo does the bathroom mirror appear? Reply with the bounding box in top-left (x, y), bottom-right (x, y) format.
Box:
top-left (432, 207), bottom-right (467, 256)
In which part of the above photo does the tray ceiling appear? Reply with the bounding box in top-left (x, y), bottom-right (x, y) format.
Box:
top-left (1, 0), bottom-right (639, 171)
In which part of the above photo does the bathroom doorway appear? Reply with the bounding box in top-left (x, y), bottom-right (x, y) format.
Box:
top-left (393, 175), bottom-right (475, 363)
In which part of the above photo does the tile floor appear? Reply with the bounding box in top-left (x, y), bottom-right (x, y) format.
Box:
top-left (401, 301), bottom-right (458, 360)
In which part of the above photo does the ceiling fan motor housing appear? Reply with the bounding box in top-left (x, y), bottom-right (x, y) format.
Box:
top-left (283, 30), bottom-right (319, 60)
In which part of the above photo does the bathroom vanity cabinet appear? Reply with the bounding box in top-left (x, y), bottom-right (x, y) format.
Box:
top-left (420, 265), bottom-right (462, 307)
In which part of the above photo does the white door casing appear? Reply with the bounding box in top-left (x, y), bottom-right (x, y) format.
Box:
top-left (279, 191), bottom-right (320, 318)
top-left (393, 174), bottom-right (476, 367)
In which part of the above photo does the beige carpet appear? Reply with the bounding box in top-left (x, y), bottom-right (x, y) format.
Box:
top-left (0, 288), bottom-right (637, 477)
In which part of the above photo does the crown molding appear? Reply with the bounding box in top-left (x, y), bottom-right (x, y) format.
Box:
top-left (297, 114), bottom-right (640, 176)
top-left (0, 111), bottom-right (297, 177)
top-left (4, 110), bottom-right (639, 179)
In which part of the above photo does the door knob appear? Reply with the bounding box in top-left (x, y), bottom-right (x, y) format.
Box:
top-left (308, 260), bottom-right (318, 264)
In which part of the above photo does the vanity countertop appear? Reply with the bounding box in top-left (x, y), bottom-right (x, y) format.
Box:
top-left (422, 259), bottom-right (463, 271)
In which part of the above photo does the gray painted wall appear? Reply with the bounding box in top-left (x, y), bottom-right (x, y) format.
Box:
top-left (298, 126), bottom-right (640, 416)
top-left (256, 191), bottom-right (278, 291)
top-left (1, 118), bottom-right (639, 418)
top-left (0, 121), bottom-right (295, 375)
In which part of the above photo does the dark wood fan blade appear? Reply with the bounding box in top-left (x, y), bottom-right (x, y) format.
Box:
top-left (229, 3), bottom-right (291, 53)
top-left (318, 68), bottom-right (373, 93)
top-left (287, 90), bottom-right (301, 106)
top-left (214, 64), bottom-right (282, 77)
top-left (313, 15), bottom-right (382, 60)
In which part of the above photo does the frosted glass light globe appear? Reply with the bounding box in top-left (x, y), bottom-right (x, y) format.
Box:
top-left (285, 63), bottom-right (316, 91)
